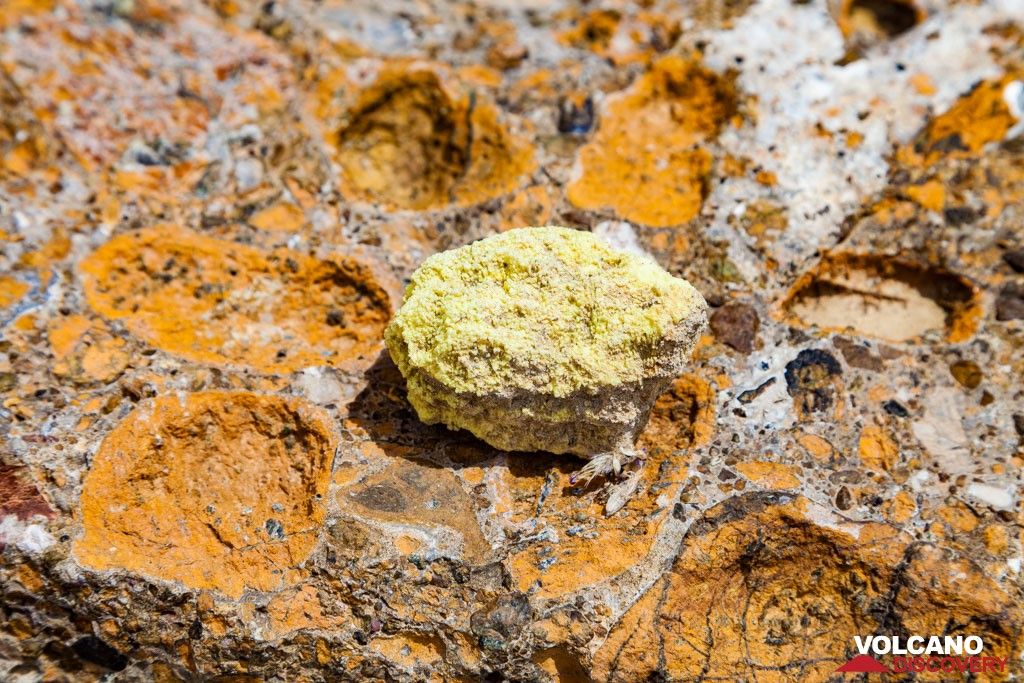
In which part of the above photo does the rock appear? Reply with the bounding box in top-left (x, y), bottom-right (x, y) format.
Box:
top-left (833, 336), bottom-right (884, 371)
top-left (329, 63), bottom-right (534, 211)
top-left (949, 358), bottom-right (983, 388)
top-left (486, 38), bottom-right (528, 71)
top-left (566, 57), bottom-right (737, 227)
top-left (74, 391), bottom-right (337, 598)
top-left (70, 635), bottom-right (128, 672)
top-left (592, 493), bottom-right (1022, 682)
top-left (709, 301), bottom-right (759, 353)
top-left (965, 482), bottom-right (1015, 510)
top-left (3, 0), bottom-right (1024, 679)
top-left (0, 465), bottom-right (54, 521)
top-left (1004, 249), bottom-right (1024, 273)
top-left (385, 227), bottom-right (708, 457)
top-left (995, 281), bottom-right (1024, 321)
top-left (858, 425), bottom-right (899, 472)
top-left (79, 226), bottom-right (394, 374)
top-left (883, 399), bottom-right (910, 417)
top-left (784, 348), bottom-right (843, 418)
top-left (911, 387), bottom-right (972, 474)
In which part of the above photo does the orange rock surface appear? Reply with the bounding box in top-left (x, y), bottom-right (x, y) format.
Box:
top-left (567, 56), bottom-right (737, 228)
top-left (79, 225), bottom-right (392, 373)
top-left (75, 391), bottom-right (337, 598)
top-left (1, 0), bottom-right (1022, 679)
top-left (594, 494), bottom-right (1022, 681)
top-left (324, 63), bottom-right (534, 211)
top-left (505, 374), bottom-right (715, 598)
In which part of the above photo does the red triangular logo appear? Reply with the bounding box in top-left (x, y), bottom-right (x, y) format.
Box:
top-left (836, 655), bottom-right (891, 673)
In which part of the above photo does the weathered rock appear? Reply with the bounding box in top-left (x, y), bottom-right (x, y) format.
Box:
top-left (1004, 249), bottom-right (1024, 273)
top-left (385, 227), bottom-right (708, 457)
top-left (75, 391), bottom-right (337, 598)
top-left (996, 281), bottom-right (1024, 321)
top-left (566, 56), bottom-right (737, 228)
top-left (2, 0), bottom-right (1024, 679)
top-left (709, 301), bottom-right (759, 353)
top-left (80, 226), bottom-right (394, 374)
top-left (593, 493), bottom-right (1023, 682)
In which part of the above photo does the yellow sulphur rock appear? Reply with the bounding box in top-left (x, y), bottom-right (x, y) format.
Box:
top-left (385, 226), bottom-right (708, 457)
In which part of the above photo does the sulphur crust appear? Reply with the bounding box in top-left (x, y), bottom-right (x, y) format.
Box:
top-left (385, 226), bottom-right (708, 456)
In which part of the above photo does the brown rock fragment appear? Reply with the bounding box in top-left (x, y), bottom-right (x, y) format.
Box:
top-left (833, 336), bottom-right (884, 371)
top-left (950, 359), bottom-right (983, 389)
top-left (709, 302), bottom-right (759, 353)
top-left (996, 281), bottom-right (1024, 321)
top-left (0, 465), bottom-right (53, 522)
top-left (486, 38), bottom-right (528, 71)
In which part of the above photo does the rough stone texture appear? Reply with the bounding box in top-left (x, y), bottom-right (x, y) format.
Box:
top-left (75, 391), bottom-right (338, 599)
top-left (709, 301), bottom-right (759, 353)
top-left (385, 227), bottom-right (708, 456)
top-left (1, 0), bottom-right (1024, 681)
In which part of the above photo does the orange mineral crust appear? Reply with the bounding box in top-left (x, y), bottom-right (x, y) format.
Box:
top-left (325, 63), bottom-right (534, 211)
top-left (75, 391), bottom-right (337, 598)
top-left (79, 225), bottom-right (392, 374)
top-left (567, 56), bottom-right (737, 228)
top-left (594, 494), bottom-right (1023, 682)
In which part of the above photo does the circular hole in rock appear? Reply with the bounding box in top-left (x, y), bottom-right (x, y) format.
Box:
top-left (334, 67), bottom-right (533, 211)
top-left (838, 0), bottom-right (921, 42)
top-left (782, 253), bottom-right (980, 343)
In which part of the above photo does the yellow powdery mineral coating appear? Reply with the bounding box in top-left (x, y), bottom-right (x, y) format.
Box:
top-left (386, 227), bottom-right (704, 399)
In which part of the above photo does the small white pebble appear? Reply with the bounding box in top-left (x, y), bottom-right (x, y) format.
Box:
top-left (234, 158), bottom-right (264, 192)
top-left (295, 367), bottom-right (344, 405)
top-left (0, 517), bottom-right (56, 554)
top-left (965, 482), bottom-right (1014, 510)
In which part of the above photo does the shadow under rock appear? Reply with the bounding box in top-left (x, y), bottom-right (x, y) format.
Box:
top-left (346, 351), bottom-right (602, 497)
